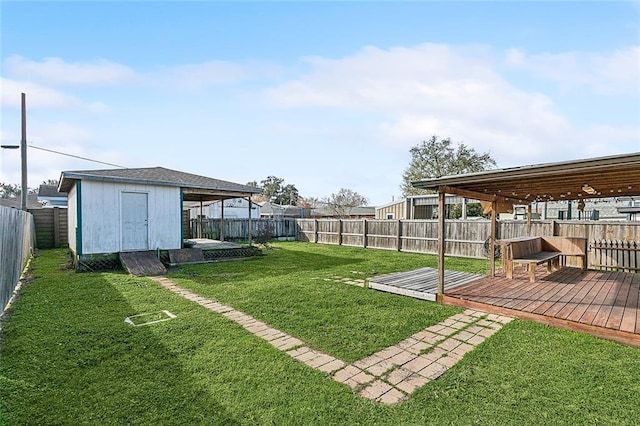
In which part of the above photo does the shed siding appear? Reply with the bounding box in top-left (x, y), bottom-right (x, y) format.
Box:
top-left (375, 201), bottom-right (405, 220)
top-left (80, 180), bottom-right (181, 254)
top-left (67, 185), bottom-right (78, 253)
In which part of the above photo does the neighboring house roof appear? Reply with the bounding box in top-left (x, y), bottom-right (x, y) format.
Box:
top-left (58, 167), bottom-right (262, 201)
top-left (260, 202), bottom-right (304, 217)
top-left (312, 206), bottom-right (376, 217)
top-left (38, 184), bottom-right (65, 198)
top-left (0, 194), bottom-right (43, 209)
top-left (38, 184), bottom-right (68, 208)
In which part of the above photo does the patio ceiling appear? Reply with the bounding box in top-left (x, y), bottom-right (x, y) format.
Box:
top-left (412, 152), bottom-right (640, 203)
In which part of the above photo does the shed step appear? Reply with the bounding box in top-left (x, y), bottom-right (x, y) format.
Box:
top-left (119, 251), bottom-right (167, 277)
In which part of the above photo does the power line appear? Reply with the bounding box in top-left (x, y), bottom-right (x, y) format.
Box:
top-left (28, 144), bottom-right (126, 168)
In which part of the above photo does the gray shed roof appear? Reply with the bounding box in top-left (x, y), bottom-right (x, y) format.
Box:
top-left (59, 167), bottom-right (262, 201)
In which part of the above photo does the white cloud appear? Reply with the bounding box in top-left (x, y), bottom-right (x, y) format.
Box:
top-left (504, 46), bottom-right (640, 95)
top-left (4, 55), bottom-right (139, 86)
top-left (262, 43), bottom-right (638, 168)
top-left (1, 77), bottom-right (110, 113)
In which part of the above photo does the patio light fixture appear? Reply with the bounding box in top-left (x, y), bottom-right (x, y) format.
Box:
top-left (582, 184), bottom-right (597, 195)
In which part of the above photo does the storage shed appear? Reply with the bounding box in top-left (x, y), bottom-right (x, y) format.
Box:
top-left (58, 167), bottom-right (261, 267)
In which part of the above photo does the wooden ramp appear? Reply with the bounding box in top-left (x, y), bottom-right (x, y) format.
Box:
top-left (367, 267), bottom-right (483, 301)
top-left (120, 251), bottom-right (167, 277)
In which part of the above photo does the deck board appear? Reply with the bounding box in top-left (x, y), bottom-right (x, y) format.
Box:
top-left (620, 273), bottom-right (640, 333)
top-left (367, 267), bottom-right (483, 302)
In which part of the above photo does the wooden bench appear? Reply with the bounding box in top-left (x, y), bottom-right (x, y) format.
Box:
top-left (499, 236), bottom-right (587, 282)
top-left (505, 237), bottom-right (560, 282)
top-left (540, 236), bottom-right (587, 271)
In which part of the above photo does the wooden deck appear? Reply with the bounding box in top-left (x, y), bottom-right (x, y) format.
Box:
top-left (367, 267), bottom-right (483, 301)
top-left (185, 238), bottom-right (246, 250)
top-left (444, 265), bottom-right (640, 347)
top-left (182, 238), bottom-right (261, 261)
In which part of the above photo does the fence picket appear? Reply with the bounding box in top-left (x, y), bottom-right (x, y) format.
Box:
top-left (296, 219), bottom-right (640, 268)
top-left (588, 238), bottom-right (640, 272)
top-left (1, 207), bottom-right (35, 315)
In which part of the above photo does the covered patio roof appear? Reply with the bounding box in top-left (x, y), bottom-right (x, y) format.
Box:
top-left (410, 152), bottom-right (640, 299)
top-left (412, 152), bottom-right (640, 203)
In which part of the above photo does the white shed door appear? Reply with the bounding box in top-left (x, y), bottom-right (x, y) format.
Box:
top-left (121, 192), bottom-right (149, 251)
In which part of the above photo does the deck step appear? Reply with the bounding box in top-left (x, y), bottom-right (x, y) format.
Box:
top-left (120, 251), bottom-right (167, 276)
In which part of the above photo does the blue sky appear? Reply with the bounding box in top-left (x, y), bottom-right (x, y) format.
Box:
top-left (1, 1), bottom-right (639, 206)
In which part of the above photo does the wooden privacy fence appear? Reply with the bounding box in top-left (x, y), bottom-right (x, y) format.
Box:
top-left (1, 207), bottom-right (35, 314)
top-left (189, 218), bottom-right (298, 241)
top-left (297, 219), bottom-right (640, 271)
top-left (297, 219), bottom-right (491, 258)
top-left (29, 208), bottom-right (68, 249)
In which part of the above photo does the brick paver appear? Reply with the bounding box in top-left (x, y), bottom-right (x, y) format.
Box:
top-left (395, 374), bottom-right (430, 394)
top-left (359, 380), bottom-right (392, 399)
top-left (149, 277), bottom-right (512, 405)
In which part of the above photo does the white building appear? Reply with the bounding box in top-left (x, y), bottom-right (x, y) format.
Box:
top-left (190, 198), bottom-right (260, 219)
top-left (58, 167), bottom-right (261, 260)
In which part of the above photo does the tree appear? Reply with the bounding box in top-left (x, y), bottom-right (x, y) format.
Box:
top-left (278, 184), bottom-right (299, 205)
top-left (258, 176), bottom-right (300, 205)
top-left (323, 188), bottom-right (368, 218)
top-left (260, 176), bottom-right (284, 200)
top-left (0, 182), bottom-right (21, 198)
top-left (298, 196), bottom-right (322, 209)
top-left (0, 178), bottom-right (62, 199)
top-left (401, 135), bottom-right (497, 197)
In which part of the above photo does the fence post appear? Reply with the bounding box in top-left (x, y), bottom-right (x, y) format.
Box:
top-left (53, 207), bottom-right (61, 248)
top-left (362, 219), bottom-right (368, 248)
top-left (396, 220), bottom-right (402, 251)
top-left (314, 219), bottom-right (318, 243)
top-left (338, 220), bottom-right (343, 246)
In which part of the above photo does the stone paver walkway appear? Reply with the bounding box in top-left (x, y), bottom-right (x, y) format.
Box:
top-left (149, 276), bottom-right (513, 405)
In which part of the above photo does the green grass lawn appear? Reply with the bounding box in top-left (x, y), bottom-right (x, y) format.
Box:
top-left (1, 243), bottom-right (639, 425)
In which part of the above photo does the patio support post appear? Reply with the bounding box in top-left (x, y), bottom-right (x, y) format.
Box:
top-left (220, 200), bottom-right (225, 241)
top-left (490, 201), bottom-right (497, 276)
top-left (198, 199), bottom-right (203, 238)
top-left (437, 189), bottom-right (446, 297)
top-left (248, 196), bottom-right (253, 246)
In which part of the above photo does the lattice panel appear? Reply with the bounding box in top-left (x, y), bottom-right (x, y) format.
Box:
top-left (202, 247), bottom-right (261, 261)
top-left (76, 256), bottom-right (122, 272)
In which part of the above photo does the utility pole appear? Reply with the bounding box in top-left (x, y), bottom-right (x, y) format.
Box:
top-left (20, 92), bottom-right (28, 211)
